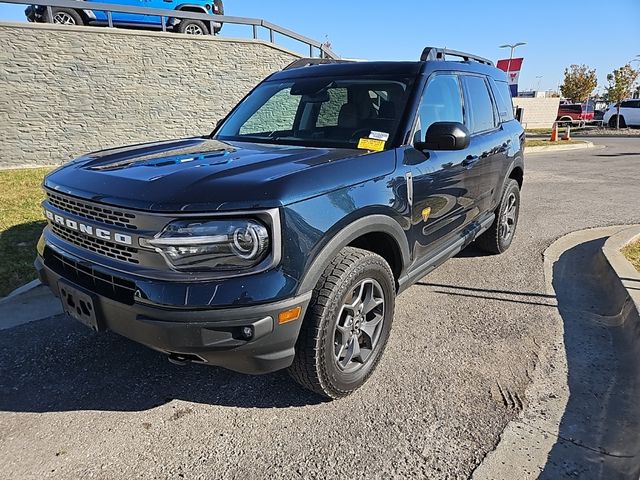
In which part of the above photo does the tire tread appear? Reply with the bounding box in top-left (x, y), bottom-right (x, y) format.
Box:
top-left (288, 247), bottom-right (394, 399)
top-left (475, 179), bottom-right (520, 254)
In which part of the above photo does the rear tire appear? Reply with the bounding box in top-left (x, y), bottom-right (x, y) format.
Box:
top-left (47, 8), bottom-right (83, 26)
top-left (475, 179), bottom-right (521, 255)
top-left (176, 19), bottom-right (209, 35)
top-left (559, 117), bottom-right (573, 127)
top-left (609, 115), bottom-right (627, 129)
top-left (288, 247), bottom-right (395, 399)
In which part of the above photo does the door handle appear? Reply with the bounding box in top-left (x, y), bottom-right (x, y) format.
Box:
top-left (462, 155), bottom-right (479, 168)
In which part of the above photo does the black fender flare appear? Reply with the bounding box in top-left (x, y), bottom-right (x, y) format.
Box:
top-left (296, 215), bottom-right (410, 295)
top-left (175, 4), bottom-right (208, 14)
top-left (503, 156), bottom-right (524, 189)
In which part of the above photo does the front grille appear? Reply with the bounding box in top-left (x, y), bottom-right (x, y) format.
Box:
top-left (47, 191), bottom-right (138, 230)
top-left (51, 223), bottom-right (140, 264)
top-left (44, 247), bottom-right (136, 305)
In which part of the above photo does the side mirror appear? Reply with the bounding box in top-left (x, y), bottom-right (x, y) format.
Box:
top-left (416, 122), bottom-right (470, 151)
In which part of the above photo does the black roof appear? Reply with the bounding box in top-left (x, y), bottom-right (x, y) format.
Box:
top-left (271, 61), bottom-right (424, 80)
top-left (271, 59), bottom-right (507, 82)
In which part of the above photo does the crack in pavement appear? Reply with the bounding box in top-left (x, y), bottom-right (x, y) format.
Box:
top-left (522, 420), bottom-right (636, 460)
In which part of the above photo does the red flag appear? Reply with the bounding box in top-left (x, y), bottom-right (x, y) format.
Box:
top-left (496, 58), bottom-right (524, 97)
top-left (496, 58), bottom-right (524, 73)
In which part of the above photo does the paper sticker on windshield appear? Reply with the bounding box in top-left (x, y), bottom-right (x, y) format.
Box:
top-left (369, 131), bottom-right (390, 142)
top-left (358, 138), bottom-right (385, 152)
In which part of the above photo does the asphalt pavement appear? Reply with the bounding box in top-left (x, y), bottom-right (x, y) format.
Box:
top-left (1, 138), bottom-right (639, 479)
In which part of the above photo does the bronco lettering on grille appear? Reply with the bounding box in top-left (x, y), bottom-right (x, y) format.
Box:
top-left (45, 209), bottom-right (133, 246)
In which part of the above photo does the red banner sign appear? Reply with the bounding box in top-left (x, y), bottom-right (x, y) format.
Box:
top-left (496, 58), bottom-right (524, 96)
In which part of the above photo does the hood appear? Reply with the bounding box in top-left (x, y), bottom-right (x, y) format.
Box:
top-left (44, 137), bottom-right (396, 212)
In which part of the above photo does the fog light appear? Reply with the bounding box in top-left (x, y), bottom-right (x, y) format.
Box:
top-left (278, 307), bottom-right (302, 325)
top-left (241, 326), bottom-right (254, 339)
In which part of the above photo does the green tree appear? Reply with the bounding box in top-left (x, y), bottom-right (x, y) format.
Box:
top-left (606, 64), bottom-right (640, 128)
top-left (560, 64), bottom-right (598, 103)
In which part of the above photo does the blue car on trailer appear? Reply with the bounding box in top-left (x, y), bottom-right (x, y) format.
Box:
top-left (26, 0), bottom-right (224, 35)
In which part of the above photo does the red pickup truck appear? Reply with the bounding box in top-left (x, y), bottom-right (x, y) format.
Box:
top-left (556, 103), bottom-right (594, 125)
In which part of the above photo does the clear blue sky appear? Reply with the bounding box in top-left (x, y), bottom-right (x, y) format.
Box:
top-left (1, 0), bottom-right (638, 92)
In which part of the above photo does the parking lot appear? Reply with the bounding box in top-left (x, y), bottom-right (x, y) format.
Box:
top-left (1, 137), bottom-right (639, 479)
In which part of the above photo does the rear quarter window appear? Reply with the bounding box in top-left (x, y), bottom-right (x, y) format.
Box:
top-left (489, 78), bottom-right (515, 123)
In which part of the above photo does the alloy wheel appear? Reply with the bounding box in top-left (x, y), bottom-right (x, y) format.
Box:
top-left (184, 24), bottom-right (205, 35)
top-left (500, 192), bottom-right (518, 241)
top-left (53, 12), bottom-right (76, 24)
top-left (333, 279), bottom-right (385, 373)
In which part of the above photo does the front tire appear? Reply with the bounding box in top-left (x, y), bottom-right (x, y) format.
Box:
top-left (47, 8), bottom-right (83, 26)
top-left (288, 247), bottom-right (395, 399)
top-left (475, 179), bottom-right (521, 254)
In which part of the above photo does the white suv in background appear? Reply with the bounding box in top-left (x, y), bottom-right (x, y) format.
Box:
top-left (603, 99), bottom-right (640, 128)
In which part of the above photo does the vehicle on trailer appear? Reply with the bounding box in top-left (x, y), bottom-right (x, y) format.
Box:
top-left (603, 99), bottom-right (640, 128)
top-left (25, 0), bottom-right (224, 35)
top-left (556, 102), bottom-right (594, 126)
top-left (36, 47), bottom-right (525, 399)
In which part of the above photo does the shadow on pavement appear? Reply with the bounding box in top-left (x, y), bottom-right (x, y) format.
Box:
top-left (595, 153), bottom-right (640, 157)
top-left (415, 282), bottom-right (557, 308)
top-left (539, 236), bottom-right (640, 479)
top-left (455, 244), bottom-right (492, 258)
top-left (0, 314), bottom-right (323, 413)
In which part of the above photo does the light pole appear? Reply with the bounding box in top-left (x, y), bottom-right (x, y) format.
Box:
top-left (499, 42), bottom-right (527, 72)
top-left (536, 75), bottom-right (543, 92)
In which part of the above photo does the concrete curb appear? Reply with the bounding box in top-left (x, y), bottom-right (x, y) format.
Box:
top-left (0, 279), bottom-right (41, 305)
top-left (473, 225), bottom-right (640, 479)
top-left (526, 141), bottom-right (594, 154)
top-left (602, 226), bottom-right (640, 318)
top-left (0, 281), bottom-right (63, 330)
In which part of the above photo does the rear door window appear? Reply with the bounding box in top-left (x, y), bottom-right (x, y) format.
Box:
top-left (462, 75), bottom-right (497, 133)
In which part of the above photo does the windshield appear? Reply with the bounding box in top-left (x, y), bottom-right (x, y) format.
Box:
top-left (215, 75), bottom-right (415, 150)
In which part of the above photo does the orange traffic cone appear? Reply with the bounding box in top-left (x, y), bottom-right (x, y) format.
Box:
top-left (550, 123), bottom-right (558, 142)
top-left (562, 125), bottom-right (571, 141)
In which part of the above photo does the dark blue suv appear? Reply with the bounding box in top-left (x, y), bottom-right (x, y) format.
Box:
top-left (36, 48), bottom-right (525, 398)
top-left (26, 0), bottom-right (223, 35)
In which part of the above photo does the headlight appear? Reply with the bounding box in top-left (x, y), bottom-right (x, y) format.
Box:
top-left (141, 219), bottom-right (271, 272)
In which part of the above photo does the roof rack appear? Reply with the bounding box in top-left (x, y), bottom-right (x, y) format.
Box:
top-left (420, 47), bottom-right (494, 66)
top-left (283, 58), bottom-right (354, 70)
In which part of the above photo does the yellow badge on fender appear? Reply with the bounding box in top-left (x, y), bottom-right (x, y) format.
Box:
top-left (358, 138), bottom-right (385, 152)
top-left (422, 207), bottom-right (432, 222)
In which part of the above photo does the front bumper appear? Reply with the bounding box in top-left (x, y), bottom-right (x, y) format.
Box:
top-left (36, 253), bottom-right (311, 375)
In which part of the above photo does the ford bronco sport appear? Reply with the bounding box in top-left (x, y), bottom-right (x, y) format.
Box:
top-left (36, 48), bottom-right (525, 399)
